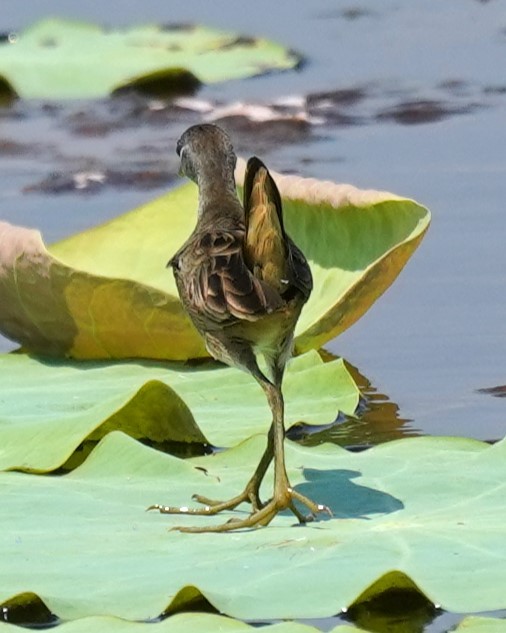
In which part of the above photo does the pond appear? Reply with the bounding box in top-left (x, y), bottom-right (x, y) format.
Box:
top-left (1, 1), bottom-right (506, 632)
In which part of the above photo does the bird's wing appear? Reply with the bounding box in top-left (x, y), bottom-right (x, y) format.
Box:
top-left (244, 157), bottom-right (313, 302)
top-left (173, 228), bottom-right (283, 325)
top-left (244, 157), bottom-right (285, 233)
top-left (243, 157), bottom-right (287, 294)
top-left (286, 237), bottom-right (313, 302)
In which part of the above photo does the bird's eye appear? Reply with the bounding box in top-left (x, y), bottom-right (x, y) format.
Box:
top-left (176, 139), bottom-right (183, 157)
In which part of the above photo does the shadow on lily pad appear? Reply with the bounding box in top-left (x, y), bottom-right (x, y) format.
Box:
top-left (296, 467), bottom-right (404, 519)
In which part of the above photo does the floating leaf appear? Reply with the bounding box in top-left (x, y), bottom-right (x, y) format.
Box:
top-left (0, 218), bottom-right (205, 360)
top-left (1, 432), bottom-right (505, 621)
top-left (0, 350), bottom-right (358, 472)
top-left (0, 164), bottom-right (430, 360)
top-left (0, 18), bottom-right (299, 99)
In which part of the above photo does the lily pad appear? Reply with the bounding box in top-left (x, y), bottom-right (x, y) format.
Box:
top-left (1, 431), bottom-right (505, 621)
top-left (0, 163), bottom-right (430, 360)
top-left (0, 350), bottom-right (359, 472)
top-left (0, 18), bottom-right (299, 99)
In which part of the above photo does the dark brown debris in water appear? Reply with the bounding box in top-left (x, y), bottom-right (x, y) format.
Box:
top-left (2, 78), bottom-right (502, 197)
top-left (215, 115), bottom-right (311, 155)
top-left (49, 79), bottom-right (497, 145)
top-left (375, 99), bottom-right (479, 125)
top-left (307, 87), bottom-right (368, 107)
top-left (483, 84), bottom-right (506, 95)
top-left (24, 168), bottom-right (175, 195)
top-left (340, 7), bottom-right (375, 20)
top-left (477, 385), bottom-right (506, 398)
top-left (0, 138), bottom-right (46, 156)
top-left (437, 79), bottom-right (472, 95)
top-left (306, 87), bottom-right (367, 125)
top-left (64, 95), bottom-right (202, 137)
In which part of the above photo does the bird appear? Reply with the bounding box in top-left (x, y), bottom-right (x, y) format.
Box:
top-left (148, 123), bottom-right (330, 532)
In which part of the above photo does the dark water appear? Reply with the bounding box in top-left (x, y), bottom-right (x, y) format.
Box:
top-left (1, 2), bottom-right (506, 631)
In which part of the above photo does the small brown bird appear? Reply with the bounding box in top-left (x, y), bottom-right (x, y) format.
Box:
top-left (149, 124), bottom-right (329, 532)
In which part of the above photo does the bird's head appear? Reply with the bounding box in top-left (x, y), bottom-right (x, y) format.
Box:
top-left (176, 124), bottom-right (237, 184)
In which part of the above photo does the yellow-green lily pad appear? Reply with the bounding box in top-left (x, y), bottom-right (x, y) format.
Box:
top-left (0, 163), bottom-right (430, 360)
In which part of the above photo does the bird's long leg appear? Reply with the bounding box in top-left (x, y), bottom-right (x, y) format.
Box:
top-left (257, 379), bottom-right (330, 526)
top-left (149, 376), bottom-right (330, 533)
top-left (148, 342), bottom-right (330, 532)
top-left (190, 360), bottom-right (284, 512)
top-left (147, 353), bottom-right (276, 523)
top-left (185, 346), bottom-right (292, 513)
top-left (148, 385), bottom-right (275, 522)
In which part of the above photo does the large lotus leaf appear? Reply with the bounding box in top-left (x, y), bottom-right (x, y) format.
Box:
top-left (0, 164), bottom-right (430, 360)
top-left (1, 431), bottom-right (505, 621)
top-left (0, 18), bottom-right (299, 99)
top-left (0, 613), bottom-right (366, 633)
top-left (0, 350), bottom-right (358, 472)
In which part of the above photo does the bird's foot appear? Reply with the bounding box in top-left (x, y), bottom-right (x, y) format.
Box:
top-left (147, 482), bottom-right (263, 521)
top-left (147, 485), bottom-right (331, 533)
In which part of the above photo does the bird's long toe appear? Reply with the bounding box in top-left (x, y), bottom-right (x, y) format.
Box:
top-left (149, 484), bottom-right (330, 533)
top-left (147, 483), bottom-right (264, 519)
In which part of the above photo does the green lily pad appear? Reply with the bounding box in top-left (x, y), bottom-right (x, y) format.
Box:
top-left (0, 163), bottom-right (430, 361)
top-left (0, 18), bottom-right (299, 99)
top-left (0, 350), bottom-right (358, 472)
top-left (1, 431), bottom-right (505, 621)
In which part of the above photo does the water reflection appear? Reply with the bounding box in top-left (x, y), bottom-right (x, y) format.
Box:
top-left (288, 350), bottom-right (421, 450)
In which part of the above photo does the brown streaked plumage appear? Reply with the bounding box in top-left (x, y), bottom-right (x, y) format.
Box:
top-left (149, 124), bottom-right (330, 532)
